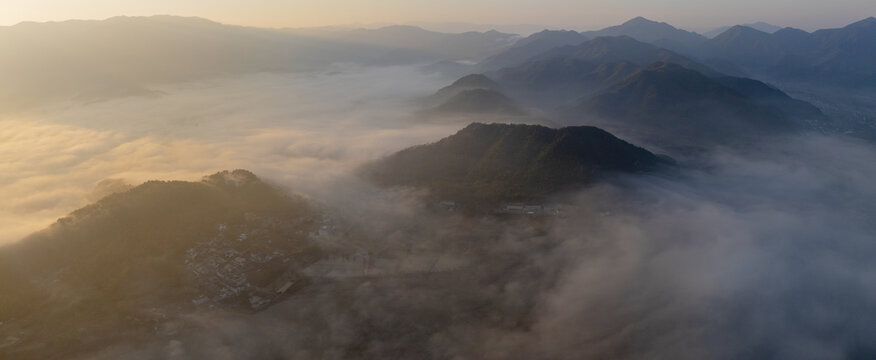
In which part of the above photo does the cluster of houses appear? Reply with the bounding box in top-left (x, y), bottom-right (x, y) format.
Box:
top-left (0, 336), bottom-right (20, 350)
top-left (438, 201), bottom-right (461, 212)
top-left (435, 200), bottom-right (564, 216)
top-left (308, 214), bottom-right (338, 238)
top-left (183, 218), bottom-right (313, 310)
top-left (502, 203), bottom-right (563, 216)
top-left (185, 237), bottom-right (258, 307)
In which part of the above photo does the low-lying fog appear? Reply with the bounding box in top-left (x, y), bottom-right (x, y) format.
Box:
top-left (73, 118), bottom-right (876, 359)
top-left (0, 66), bottom-right (457, 244)
top-left (4, 64), bottom-right (876, 359)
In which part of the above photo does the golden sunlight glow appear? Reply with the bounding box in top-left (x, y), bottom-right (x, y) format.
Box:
top-left (4, 0), bottom-right (874, 30)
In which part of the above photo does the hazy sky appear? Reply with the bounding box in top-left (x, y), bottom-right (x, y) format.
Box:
top-left (3, 0), bottom-right (874, 31)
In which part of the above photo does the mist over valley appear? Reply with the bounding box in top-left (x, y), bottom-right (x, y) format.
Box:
top-left (2, 10), bottom-right (876, 360)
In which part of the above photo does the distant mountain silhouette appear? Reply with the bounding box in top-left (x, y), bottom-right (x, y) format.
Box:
top-left (581, 17), bottom-right (708, 54)
top-left (436, 33), bottom-right (828, 148)
top-left (0, 16), bottom-right (429, 107)
top-left (432, 31), bottom-right (827, 143)
top-left (478, 30), bottom-right (589, 70)
top-left (701, 25), bottom-right (787, 67)
top-left (775, 17), bottom-right (876, 87)
top-left (290, 24), bottom-right (517, 61)
top-left (0, 16), bottom-right (515, 108)
top-left (495, 57), bottom-right (638, 90)
top-left (478, 17), bottom-right (707, 71)
top-left (476, 37), bottom-right (717, 108)
top-left (574, 62), bottom-right (824, 147)
top-left (430, 74), bottom-right (500, 101)
top-left (361, 122), bottom-right (669, 202)
top-left (698, 17), bottom-right (876, 87)
top-left (424, 74), bottom-right (526, 115)
top-left (431, 88), bottom-right (527, 115)
top-left (481, 17), bottom-right (876, 90)
top-left (491, 57), bottom-right (640, 107)
top-left (703, 22), bottom-right (782, 38)
top-left (481, 17), bottom-right (876, 91)
top-left (536, 36), bottom-right (718, 76)
top-left (0, 170), bottom-right (323, 359)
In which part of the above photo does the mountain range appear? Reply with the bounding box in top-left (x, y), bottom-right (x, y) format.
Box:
top-left (430, 33), bottom-right (826, 149)
top-left (286, 25), bottom-right (517, 61)
top-left (477, 16), bottom-right (876, 91)
top-left (478, 29), bottom-right (589, 70)
top-left (479, 16), bottom-right (709, 71)
top-left (431, 88), bottom-right (527, 116)
top-left (361, 122), bottom-right (670, 204)
top-left (3, 13), bottom-right (876, 359)
top-left (696, 17), bottom-right (876, 87)
top-left (4, 14), bottom-right (872, 113)
top-left (580, 17), bottom-right (708, 54)
top-left (0, 15), bottom-right (516, 109)
top-left (573, 62), bottom-right (824, 147)
top-left (484, 35), bottom-right (719, 108)
top-left (444, 36), bottom-right (717, 108)
top-left (425, 74), bottom-right (527, 115)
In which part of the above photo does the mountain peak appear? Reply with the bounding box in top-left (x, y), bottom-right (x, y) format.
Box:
top-left (582, 16), bottom-right (706, 48)
top-left (774, 27), bottom-right (810, 35)
top-left (623, 16), bottom-right (659, 25)
top-left (362, 123), bottom-right (666, 202)
top-left (450, 74), bottom-right (497, 88)
top-left (203, 169), bottom-right (261, 188)
top-left (728, 25), bottom-right (769, 33)
top-left (526, 29), bottom-right (583, 42)
top-left (713, 25), bottom-right (772, 41)
top-left (706, 21), bottom-right (784, 38)
top-left (432, 88), bottom-right (525, 115)
top-left (845, 16), bottom-right (876, 29)
top-left (748, 21), bottom-right (782, 31)
top-left (371, 24), bottom-right (433, 33)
